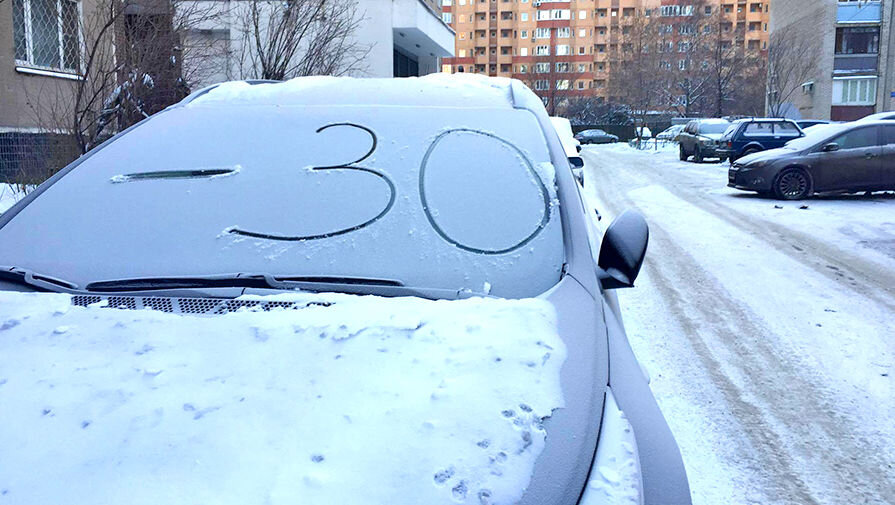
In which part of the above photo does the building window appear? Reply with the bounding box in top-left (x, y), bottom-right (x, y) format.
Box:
top-left (442, 12), bottom-right (453, 24)
top-left (835, 27), bottom-right (880, 55)
top-left (556, 27), bottom-right (570, 38)
top-left (556, 79), bottom-right (570, 90)
top-left (536, 27), bottom-right (551, 39)
top-left (535, 80), bottom-right (549, 91)
top-left (555, 45), bottom-right (571, 55)
top-left (12, 0), bottom-right (82, 73)
top-left (535, 45), bottom-right (550, 55)
top-left (833, 77), bottom-right (877, 106)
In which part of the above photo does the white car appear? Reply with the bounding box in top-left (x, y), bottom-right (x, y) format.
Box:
top-left (550, 116), bottom-right (585, 185)
top-left (0, 75), bottom-right (690, 505)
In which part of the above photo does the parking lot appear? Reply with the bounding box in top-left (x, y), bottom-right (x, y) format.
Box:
top-left (581, 144), bottom-right (895, 505)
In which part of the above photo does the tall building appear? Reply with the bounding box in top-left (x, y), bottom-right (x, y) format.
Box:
top-left (440, 0), bottom-right (769, 109)
top-left (769, 0), bottom-right (894, 120)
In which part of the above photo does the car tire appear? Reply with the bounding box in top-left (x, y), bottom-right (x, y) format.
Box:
top-left (773, 167), bottom-right (812, 200)
top-left (694, 146), bottom-right (704, 163)
top-left (679, 145), bottom-right (688, 161)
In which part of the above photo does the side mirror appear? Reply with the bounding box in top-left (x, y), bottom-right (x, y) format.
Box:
top-left (569, 156), bottom-right (584, 169)
top-left (822, 142), bottom-right (840, 152)
top-left (598, 210), bottom-right (649, 290)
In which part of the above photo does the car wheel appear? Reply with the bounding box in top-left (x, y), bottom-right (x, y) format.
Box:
top-left (679, 145), bottom-right (688, 161)
top-left (694, 146), bottom-right (703, 163)
top-left (774, 168), bottom-right (812, 200)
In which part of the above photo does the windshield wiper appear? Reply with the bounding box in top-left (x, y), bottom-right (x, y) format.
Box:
top-left (84, 274), bottom-right (405, 293)
top-left (0, 266), bottom-right (79, 292)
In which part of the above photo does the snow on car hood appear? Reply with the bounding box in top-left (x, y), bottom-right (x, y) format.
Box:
top-left (701, 133), bottom-right (724, 141)
top-left (0, 291), bottom-right (566, 505)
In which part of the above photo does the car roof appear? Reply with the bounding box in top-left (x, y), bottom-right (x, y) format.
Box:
top-left (177, 74), bottom-right (541, 111)
top-left (856, 111), bottom-right (895, 122)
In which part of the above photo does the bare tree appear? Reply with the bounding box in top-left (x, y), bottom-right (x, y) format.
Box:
top-left (27, 0), bottom-right (224, 157)
top-left (522, 46), bottom-right (589, 117)
top-left (232, 0), bottom-right (370, 81)
top-left (562, 97), bottom-right (631, 126)
top-left (766, 25), bottom-right (820, 118)
top-left (610, 9), bottom-right (667, 140)
top-left (663, 0), bottom-right (715, 117)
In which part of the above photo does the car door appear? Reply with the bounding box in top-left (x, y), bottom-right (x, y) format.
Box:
top-left (681, 121), bottom-right (696, 150)
top-left (880, 125), bottom-right (895, 189)
top-left (809, 125), bottom-right (882, 191)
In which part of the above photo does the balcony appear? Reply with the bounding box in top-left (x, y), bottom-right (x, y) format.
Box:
top-left (833, 53), bottom-right (879, 74)
top-left (837, 1), bottom-right (882, 24)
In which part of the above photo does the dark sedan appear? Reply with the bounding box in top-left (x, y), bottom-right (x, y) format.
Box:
top-left (728, 121), bottom-right (895, 199)
top-left (575, 129), bottom-right (619, 144)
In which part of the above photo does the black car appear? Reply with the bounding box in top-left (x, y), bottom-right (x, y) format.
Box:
top-left (575, 129), bottom-right (619, 144)
top-left (728, 121), bottom-right (895, 199)
top-left (796, 120), bottom-right (831, 130)
top-left (677, 119), bottom-right (730, 162)
top-left (717, 118), bottom-right (804, 163)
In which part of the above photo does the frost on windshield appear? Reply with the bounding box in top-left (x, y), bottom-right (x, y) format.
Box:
top-left (0, 291), bottom-right (567, 505)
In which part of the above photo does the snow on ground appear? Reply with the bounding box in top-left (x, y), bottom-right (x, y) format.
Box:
top-left (581, 144), bottom-right (895, 505)
top-left (0, 184), bottom-right (26, 214)
top-left (0, 292), bottom-right (566, 505)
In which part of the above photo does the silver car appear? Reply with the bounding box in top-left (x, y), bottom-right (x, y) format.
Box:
top-left (0, 76), bottom-right (690, 505)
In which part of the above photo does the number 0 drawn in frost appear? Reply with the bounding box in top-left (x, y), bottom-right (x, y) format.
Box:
top-left (230, 123), bottom-right (397, 241)
top-left (419, 129), bottom-right (552, 255)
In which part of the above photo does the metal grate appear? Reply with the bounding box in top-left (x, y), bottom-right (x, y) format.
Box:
top-left (12, 0), bottom-right (82, 73)
top-left (71, 295), bottom-right (332, 315)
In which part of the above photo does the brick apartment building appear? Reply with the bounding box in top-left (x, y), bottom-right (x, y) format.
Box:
top-left (440, 0), bottom-right (769, 108)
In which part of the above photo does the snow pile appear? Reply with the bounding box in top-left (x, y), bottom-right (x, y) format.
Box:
top-left (0, 291), bottom-right (566, 505)
top-left (0, 184), bottom-right (26, 213)
top-left (187, 74), bottom-right (518, 109)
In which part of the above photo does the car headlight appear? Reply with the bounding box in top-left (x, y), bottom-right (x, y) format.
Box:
top-left (578, 388), bottom-right (643, 505)
top-left (746, 160), bottom-right (768, 169)
top-left (699, 138), bottom-right (714, 146)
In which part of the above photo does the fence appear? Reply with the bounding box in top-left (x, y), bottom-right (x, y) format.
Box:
top-left (0, 132), bottom-right (80, 185)
top-left (572, 122), bottom-right (673, 142)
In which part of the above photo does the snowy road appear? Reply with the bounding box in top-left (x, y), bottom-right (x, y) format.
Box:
top-left (581, 145), bottom-right (895, 505)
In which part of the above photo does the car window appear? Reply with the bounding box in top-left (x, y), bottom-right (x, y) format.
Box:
top-left (699, 121), bottom-right (730, 135)
top-left (831, 126), bottom-right (879, 150)
top-left (0, 105), bottom-right (565, 299)
top-left (774, 122), bottom-right (801, 137)
top-left (744, 122), bottom-right (774, 136)
top-left (882, 126), bottom-right (895, 145)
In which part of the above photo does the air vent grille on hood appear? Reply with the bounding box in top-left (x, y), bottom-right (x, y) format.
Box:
top-left (70, 295), bottom-right (331, 315)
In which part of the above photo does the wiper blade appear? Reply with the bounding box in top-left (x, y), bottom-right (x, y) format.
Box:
top-left (85, 274), bottom-right (277, 292)
top-left (85, 274), bottom-right (405, 293)
top-left (0, 266), bottom-right (79, 292)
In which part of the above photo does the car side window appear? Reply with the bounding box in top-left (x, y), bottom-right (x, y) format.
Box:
top-left (882, 126), bottom-right (895, 146)
top-left (744, 122), bottom-right (773, 136)
top-left (831, 126), bottom-right (879, 150)
top-left (774, 122), bottom-right (801, 137)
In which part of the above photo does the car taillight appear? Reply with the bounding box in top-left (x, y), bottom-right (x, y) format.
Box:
top-left (727, 141), bottom-right (733, 148)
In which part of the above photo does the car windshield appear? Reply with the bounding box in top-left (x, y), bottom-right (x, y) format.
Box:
top-left (721, 123), bottom-right (741, 139)
top-left (700, 121), bottom-right (730, 135)
top-left (0, 104), bottom-right (564, 298)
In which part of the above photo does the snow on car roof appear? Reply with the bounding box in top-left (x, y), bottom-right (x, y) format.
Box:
top-left (0, 290), bottom-right (566, 505)
top-left (181, 74), bottom-right (535, 110)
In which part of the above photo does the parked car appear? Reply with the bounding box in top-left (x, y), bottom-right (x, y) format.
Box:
top-left (575, 128), bottom-right (619, 144)
top-left (729, 120), bottom-right (895, 199)
top-left (677, 118), bottom-right (730, 162)
top-left (856, 111), bottom-right (895, 122)
top-left (796, 119), bottom-right (831, 129)
top-left (717, 118), bottom-right (804, 163)
top-left (0, 76), bottom-right (691, 505)
top-left (656, 125), bottom-right (684, 141)
top-left (551, 116), bottom-right (585, 185)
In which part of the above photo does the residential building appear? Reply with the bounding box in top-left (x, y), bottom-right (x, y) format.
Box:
top-left (440, 0), bottom-right (769, 108)
top-left (1, 0), bottom-right (455, 178)
top-left (769, 0), bottom-right (894, 121)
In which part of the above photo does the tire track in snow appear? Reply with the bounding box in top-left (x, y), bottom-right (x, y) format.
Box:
top-left (581, 147), bottom-right (895, 505)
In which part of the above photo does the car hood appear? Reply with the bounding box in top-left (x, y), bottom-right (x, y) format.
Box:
top-left (738, 147), bottom-right (792, 165)
top-left (0, 287), bottom-right (604, 505)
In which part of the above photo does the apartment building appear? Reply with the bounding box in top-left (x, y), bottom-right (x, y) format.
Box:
top-left (440, 0), bottom-right (769, 107)
top-left (769, 0), bottom-right (894, 121)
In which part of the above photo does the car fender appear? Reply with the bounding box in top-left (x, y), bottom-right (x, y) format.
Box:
top-left (602, 299), bottom-right (691, 505)
top-left (741, 142), bottom-right (766, 154)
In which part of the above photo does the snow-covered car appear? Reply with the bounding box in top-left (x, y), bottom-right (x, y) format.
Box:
top-left (575, 129), bottom-right (619, 144)
top-left (550, 116), bottom-right (585, 186)
top-left (656, 125), bottom-right (684, 141)
top-left (855, 111), bottom-right (895, 123)
top-left (0, 76), bottom-right (690, 505)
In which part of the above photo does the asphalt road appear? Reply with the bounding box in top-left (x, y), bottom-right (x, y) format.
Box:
top-left (581, 145), bottom-right (895, 505)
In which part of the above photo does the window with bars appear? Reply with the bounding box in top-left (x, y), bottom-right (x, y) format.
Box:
top-left (12, 0), bottom-right (82, 73)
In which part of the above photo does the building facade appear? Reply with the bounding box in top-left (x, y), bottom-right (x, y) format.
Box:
top-left (769, 0), bottom-right (894, 121)
top-left (440, 0), bottom-right (769, 108)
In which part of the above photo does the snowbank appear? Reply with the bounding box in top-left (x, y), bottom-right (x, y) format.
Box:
top-left (0, 184), bottom-right (26, 214)
top-left (0, 291), bottom-right (566, 505)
